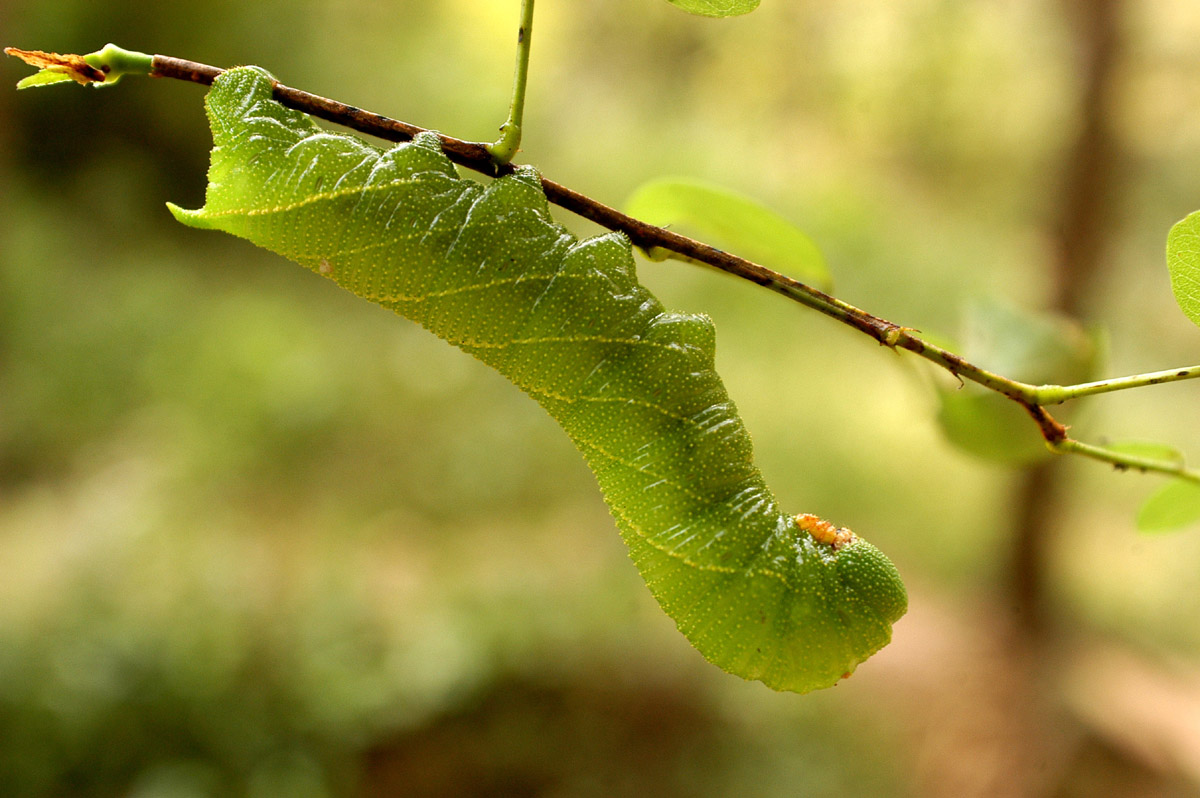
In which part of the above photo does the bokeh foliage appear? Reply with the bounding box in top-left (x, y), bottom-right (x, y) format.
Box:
top-left (5, 0), bottom-right (1200, 794)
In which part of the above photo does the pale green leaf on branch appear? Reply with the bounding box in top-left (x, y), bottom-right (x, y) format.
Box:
top-left (664, 0), bottom-right (760, 17)
top-left (1167, 210), bottom-right (1200, 329)
top-left (15, 69), bottom-right (76, 89)
top-left (934, 297), bottom-right (1102, 464)
top-left (625, 177), bottom-right (830, 290)
top-left (936, 389), bottom-right (1051, 465)
top-left (1138, 479), bottom-right (1200, 533)
top-left (958, 296), bottom-right (1101, 384)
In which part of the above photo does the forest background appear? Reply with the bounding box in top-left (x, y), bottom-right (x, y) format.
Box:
top-left (4, 0), bottom-right (1200, 795)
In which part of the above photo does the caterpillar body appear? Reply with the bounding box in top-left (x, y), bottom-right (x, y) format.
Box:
top-left (170, 67), bottom-right (906, 693)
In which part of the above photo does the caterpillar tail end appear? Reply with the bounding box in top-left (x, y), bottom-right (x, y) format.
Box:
top-left (167, 202), bottom-right (212, 230)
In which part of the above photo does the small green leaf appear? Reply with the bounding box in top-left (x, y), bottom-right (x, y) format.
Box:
top-left (15, 69), bottom-right (75, 89)
top-left (625, 177), bottom-right (830, 290)
top-left (664, 0), bottom-right (760, 16)
top-left (934, 297), bottom-right (1101, 465)
top-left (1137, 479), bottom-right (1200, 533)
top-left (1167, 211), bottom-right (1200, 329)
top-left (960, 297), bottom-right (1100, 386)
top-left (936, 389), bottom-right (1051, 465)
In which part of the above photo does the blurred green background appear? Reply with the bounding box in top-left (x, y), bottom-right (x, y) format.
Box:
top-left (5, 1), bottom-right (1200, 795)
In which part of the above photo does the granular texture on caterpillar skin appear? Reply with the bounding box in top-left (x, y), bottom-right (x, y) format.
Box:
top-left (170, 66), bottom-right (907, 693)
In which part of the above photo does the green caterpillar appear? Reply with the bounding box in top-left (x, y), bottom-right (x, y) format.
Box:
top-left (170, 66), bottom-right (906, 693)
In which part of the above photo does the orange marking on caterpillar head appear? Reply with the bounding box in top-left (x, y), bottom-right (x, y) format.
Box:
top-left (794, 513), bottom-right (856, 550)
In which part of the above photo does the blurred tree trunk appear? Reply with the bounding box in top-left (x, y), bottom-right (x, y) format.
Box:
top-left (914, 2), bottom-right (1126, 796)
top-left (1010, 0), bottom-right (1125, 795)
top-left (1013, 0), bottom-right (1120, 660)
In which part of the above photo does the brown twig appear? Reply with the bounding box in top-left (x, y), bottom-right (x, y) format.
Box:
top-left (128, 54), bottom-right (1193, 481)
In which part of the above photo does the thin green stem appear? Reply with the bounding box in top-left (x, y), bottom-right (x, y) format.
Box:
top-left (487, 0), bottom-right (536, 166)
top-left (1031, 364), bottom-right (1200, 404)
top-left (87, 43), bottom-right (154, 83)
top-left (1052, 438), bottom-right (1200, 484)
